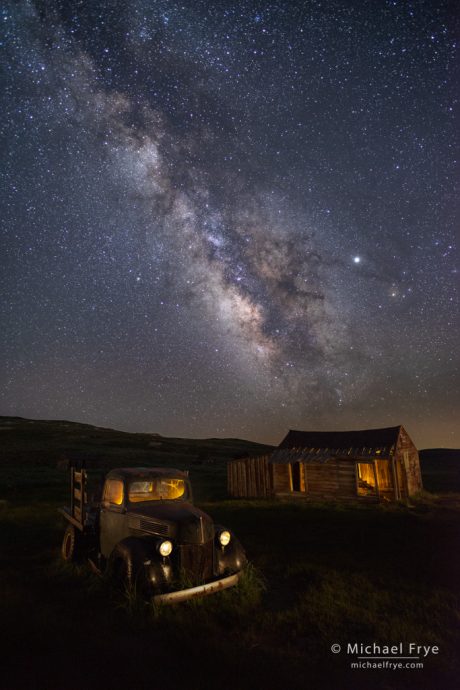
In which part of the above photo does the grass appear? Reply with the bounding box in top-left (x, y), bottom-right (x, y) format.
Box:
top-left (0, 469), bottom-right (459, 690)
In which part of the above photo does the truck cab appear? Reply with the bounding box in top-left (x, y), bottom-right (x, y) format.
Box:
top-left (60, 467), bottom-right (246, 603)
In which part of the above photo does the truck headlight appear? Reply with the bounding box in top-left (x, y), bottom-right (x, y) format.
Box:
top-left (218, 530), bottom-right (231, 546)
top-left (158, 540), bottom-right (173, 557)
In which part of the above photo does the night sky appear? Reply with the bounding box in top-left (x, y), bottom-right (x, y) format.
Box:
top-left (1, 1), bottom-right (458, 447)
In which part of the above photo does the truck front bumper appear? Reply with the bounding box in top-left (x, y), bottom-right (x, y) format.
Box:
top-left (153, 572), bottom-right (241, 604)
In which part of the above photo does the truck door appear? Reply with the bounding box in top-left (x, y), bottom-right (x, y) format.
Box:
top-left (100, 479), bottom-right (128, 558)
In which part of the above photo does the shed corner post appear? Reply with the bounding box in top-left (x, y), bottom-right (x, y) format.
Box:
top-left (391, 456), bottom-right (400, 501)
top-left (372, 460), bottom-right (380, 502)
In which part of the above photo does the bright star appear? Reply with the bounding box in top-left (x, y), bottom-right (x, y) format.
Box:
top-left (353, 256), bottom-right (361, 264)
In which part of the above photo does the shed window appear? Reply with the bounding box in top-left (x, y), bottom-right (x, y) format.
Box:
top-left (103, 479), bottom-right (124, 506)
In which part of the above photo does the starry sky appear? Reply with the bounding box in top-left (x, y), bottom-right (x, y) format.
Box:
top-left (1, 1), bottom-right (458, 448)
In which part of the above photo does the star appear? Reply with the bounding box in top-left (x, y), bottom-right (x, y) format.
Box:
top-left (0, 0), bottom-right (457, 447)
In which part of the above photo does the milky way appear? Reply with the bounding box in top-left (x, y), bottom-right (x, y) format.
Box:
top-left (1, 1), bottom-right (458, 446)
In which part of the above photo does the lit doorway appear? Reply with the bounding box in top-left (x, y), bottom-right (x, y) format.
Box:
top-left (357, 462), bottom-right (377, 496)
top-left (290, 462), bottom-right (306, 492)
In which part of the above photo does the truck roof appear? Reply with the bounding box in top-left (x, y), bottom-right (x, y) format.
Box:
top-left (106, 467), bottom-right (189, 481)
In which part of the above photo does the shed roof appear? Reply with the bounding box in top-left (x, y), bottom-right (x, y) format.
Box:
top-left (270, 426), bottom-right (402, 464)
top-left (106, 467), bottom-right (188, 480)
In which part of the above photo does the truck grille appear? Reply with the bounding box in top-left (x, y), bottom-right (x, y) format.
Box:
top-left (179, 540), bottom-right (214, 583)
top-left (139, 519), bottom-right (170, 536)
top-left (128, 514), bottom-right (171, 537)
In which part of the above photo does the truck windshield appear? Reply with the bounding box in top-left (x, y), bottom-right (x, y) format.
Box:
top-left (128, 478), bottom-right (187, 503)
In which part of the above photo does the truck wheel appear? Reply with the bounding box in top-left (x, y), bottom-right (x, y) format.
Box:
top-left (61, 525), bottom-right (83, 562)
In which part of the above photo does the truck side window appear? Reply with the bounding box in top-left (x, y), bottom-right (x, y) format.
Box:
top-left (103, 479), bottom-right (124, 506)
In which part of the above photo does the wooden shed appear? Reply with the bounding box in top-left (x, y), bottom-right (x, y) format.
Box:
top-left (227, 425), bottom-right (422, 502)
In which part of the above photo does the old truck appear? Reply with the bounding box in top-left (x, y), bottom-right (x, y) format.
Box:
top-left (59, 466), bottom-right (246, 603)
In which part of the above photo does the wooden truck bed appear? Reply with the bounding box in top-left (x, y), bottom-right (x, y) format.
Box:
top-left (59, 468), bottom-right (89, 531)
top-left (58, 506), bottom-right (86, 531)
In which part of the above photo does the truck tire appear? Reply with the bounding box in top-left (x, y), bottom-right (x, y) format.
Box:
top-left (61, 524), bottom-right (83, 562)
top-left (109, 538), bottom-right (150, 595)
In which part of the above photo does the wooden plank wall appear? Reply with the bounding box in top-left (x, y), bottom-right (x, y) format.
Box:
top-left (228, 457), bottom-right (390, 501)
top-left (227, 455), bottom-right (272, 497)
top-left (396, 427), bottom-right (423, 496)
top-left (303, 460), bottom-right (356, 499)
top-left (337, 460), bottom-right (358, 496)
top-left (272, 463), bottom-right (292, 493)
top-left (305, 463), bottom-right (338, 496)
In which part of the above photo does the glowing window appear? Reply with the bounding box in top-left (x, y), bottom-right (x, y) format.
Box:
top-left (128, 478), bottom-right (186, 502)
top-left (103, 479), bottom-right (124, 505)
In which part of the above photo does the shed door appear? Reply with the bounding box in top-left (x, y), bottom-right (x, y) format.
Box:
top-left (290, 463), bottom-right (306, 492)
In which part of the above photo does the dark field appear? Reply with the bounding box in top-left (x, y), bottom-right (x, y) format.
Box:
top-left (0, 418), bottom-right (459, 690)
top-left (1, 475), bottom-right (459, 690)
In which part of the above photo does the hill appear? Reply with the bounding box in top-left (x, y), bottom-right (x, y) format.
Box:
top-left (0, 416), bottom-right (273, 469)
top-left (419, 448), bottom-right (460, 462)
top-left (419, 448), bottom-right (460, 493)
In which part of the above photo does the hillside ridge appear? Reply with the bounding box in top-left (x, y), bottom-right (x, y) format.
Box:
top-left (0, 415), bottom-right (274, 468)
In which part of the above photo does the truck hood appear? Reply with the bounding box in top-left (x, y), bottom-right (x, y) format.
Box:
top-left (127, 502), bottom-right (214, 544)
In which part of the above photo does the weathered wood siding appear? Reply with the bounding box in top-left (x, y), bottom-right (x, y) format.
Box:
top-left (395, 457), bottom-right (408, 500)
top-left (337, 460), bottom-right (358, 495)
top-left (375, 459), bottom-right (393, 490)
top-left (396, 426), bottom-right (423, 496)
top-left (304, 463), bottom-right (338, 495)
top-left (227, 455), bottom-right (272, 497)
top-left (228, 454), bottom-right (404, 501)
top-left (272, 462), bottom-right (291, 493)
top-left (301, 460), bottom-right (357, 498)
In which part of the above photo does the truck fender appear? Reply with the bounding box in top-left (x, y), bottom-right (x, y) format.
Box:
top-left (214, 527), bottom-right (247, 575)
top-left (109, 537), bottom-right (172, 595)
top-left (108, 537), bottom-right (152, 591)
